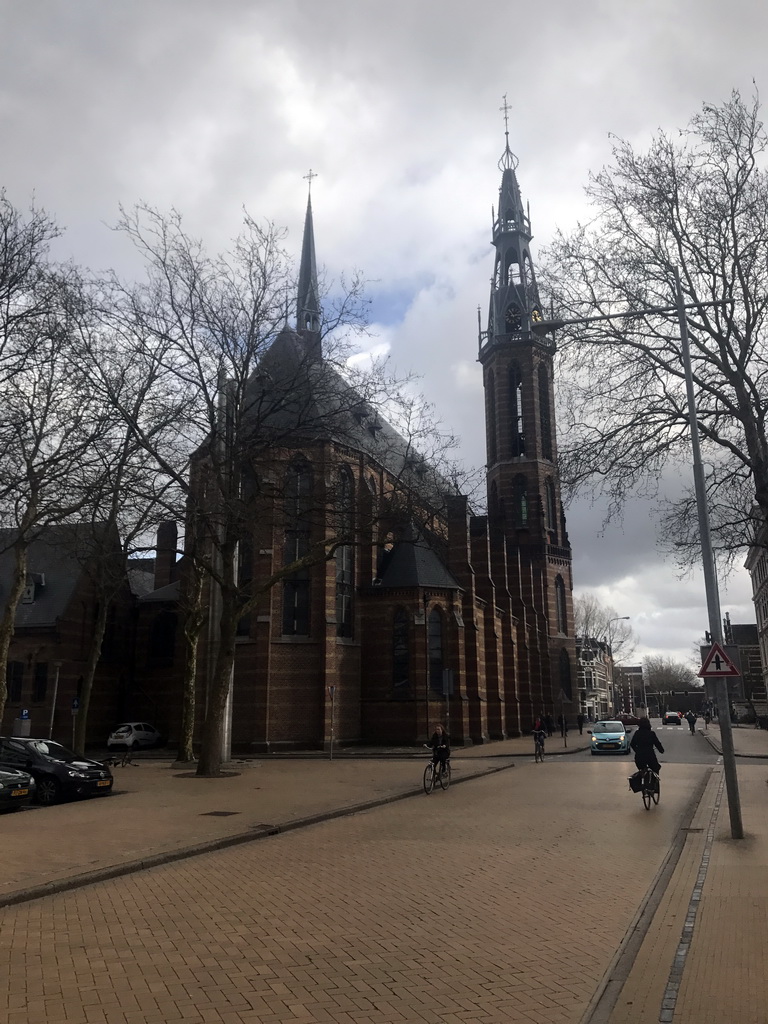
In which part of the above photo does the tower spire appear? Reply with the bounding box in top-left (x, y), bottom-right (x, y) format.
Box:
top-left (297, 171), bottom-right (321, 342)
top-left (480, 98), bottom-right (542, 349)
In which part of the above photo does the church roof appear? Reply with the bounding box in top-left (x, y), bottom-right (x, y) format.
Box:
top-left (247, 326), bottom-right (458, 503)
top-left (377, 536), bottom-right (460, 590)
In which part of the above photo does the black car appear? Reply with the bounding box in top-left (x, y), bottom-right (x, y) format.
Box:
top-left (0, 765), bottom-right (36, 812)
top-left (0, 737), bottom-right (113, 805)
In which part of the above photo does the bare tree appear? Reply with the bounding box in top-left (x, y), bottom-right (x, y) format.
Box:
top-left (0, 196), bottom-right (105, 727)
top-left (101, 204), bottom-right (465, 775)
top-left (643, 654), bottom-right (700, 695)
top-left (542, 90), bottom-right (768, 566)
top-left (573, 593), bottom-right (636, 664)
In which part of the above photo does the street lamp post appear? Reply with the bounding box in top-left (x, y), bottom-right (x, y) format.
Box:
top-left (534, 277), bottom-right (744, 839)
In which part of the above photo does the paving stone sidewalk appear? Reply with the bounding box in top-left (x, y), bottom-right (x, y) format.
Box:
top-left (0, 734), bottom-right (590, 907)
top-left (698, 720), bottom-right (768, 758)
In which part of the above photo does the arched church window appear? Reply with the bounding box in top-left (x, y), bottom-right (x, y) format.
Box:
top-left (428, 607), bottom-right (445, 694)
top-left (282, 458), bottom-right (312, 636)
top-left (538, 364), bottom-right (553, 460)
top-left (513, 475), bottom-right (528, 528)
top-left (392, 607), bottom-right (410, 698)
top-left (335, 466), bottom-right (355, 638)
top-left (505, 250), bottom-right (522, 286)
top-left (509, 363), bottom-right (525, 456)
top-left (486, 369), bottom-right (497, 465)
top-left (555, 575), bottom-right (567, 635)
top-left (545, 478), bottom-right (558, 540)
top-left (560, 648), bottom-right (572, 701)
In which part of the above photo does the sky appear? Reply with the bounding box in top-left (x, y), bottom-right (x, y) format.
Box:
top-left (2, 0), bottom-right (764, 667)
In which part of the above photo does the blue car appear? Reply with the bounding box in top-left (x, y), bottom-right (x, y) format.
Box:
top-left (590, 720), bottom-right (631, 755)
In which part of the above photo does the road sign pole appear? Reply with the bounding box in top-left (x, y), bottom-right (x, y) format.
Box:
top-left (678, 268), bottom-right (743, 838)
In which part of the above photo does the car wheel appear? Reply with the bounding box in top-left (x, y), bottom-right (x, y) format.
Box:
top-left (36, 777), bottom-right (61, 805)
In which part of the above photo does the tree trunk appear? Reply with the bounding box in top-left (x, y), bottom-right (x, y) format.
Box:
top-left (73, 596), bottom-right (109, 753)
top-left (0, 539), bottom-right (30, 726)
top-left (177, 560), bottom-right (205, 762)
top-left (195, 627), bottom-right (237, 776)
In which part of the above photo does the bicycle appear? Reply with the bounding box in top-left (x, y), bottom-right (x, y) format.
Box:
top-left (640, 767), bottom-right (660, 810)
top-left (534, 739), bottom-right (545, 763)
top-left (423, 758), bottom-right (451, 794)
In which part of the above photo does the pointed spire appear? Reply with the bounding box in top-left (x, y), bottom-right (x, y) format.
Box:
top-left (297, 172), bottom-right (321, 338)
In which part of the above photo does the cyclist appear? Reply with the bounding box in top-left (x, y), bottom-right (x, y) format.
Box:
top-left (532, 718), bottom-right (547, 758)
top-left (630, 716), bottom-right (664, 774)
top-left (426, 723), bottom-right (450, 776)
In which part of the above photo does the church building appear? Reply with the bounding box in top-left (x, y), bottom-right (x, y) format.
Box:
top-left (136, 124), bottom-right (577, 751)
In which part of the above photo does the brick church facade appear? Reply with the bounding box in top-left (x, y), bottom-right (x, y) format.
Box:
top-left (135, 129), bottom-right (577, 752)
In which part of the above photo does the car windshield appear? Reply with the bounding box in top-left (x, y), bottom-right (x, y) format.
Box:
top-left (593, 722), bottom-right (624, 734)
top-left (26, 740), bottom-right (80, 762)
top-left (112, 725), bottom-right (133, 734)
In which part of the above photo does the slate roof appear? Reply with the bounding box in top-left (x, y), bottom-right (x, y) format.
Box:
top-left (377, 537), bottom-right (460, 590)
top-left (138, 580), bottom-right (180, 603)
top-left (0, 523), bottom-right (115, 629)
top-left (731, 623), bottom-right (758, 645)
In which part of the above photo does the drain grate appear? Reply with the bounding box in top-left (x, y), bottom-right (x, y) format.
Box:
top-left (200, 810), bottom-right (241, 817)
top-left (681, 827), bottom-right (704, 833)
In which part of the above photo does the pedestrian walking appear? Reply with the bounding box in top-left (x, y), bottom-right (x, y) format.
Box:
top-left (576, 713), bottom-right (585, 735)
top-left (704, 710), bottom-right (711, 729)
top-left (685, 710), bottom-right (696, 734)
top-left (545, 714), bottom-right (554, 737)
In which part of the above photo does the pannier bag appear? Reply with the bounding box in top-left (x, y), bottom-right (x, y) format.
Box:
top-left (628, 772), bottom-right (644, 793)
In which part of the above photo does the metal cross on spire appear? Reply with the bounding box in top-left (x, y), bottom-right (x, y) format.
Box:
top-left (499, 94), bottom-right (511, 140)
top-left (498, 94), bottom-right (518, 171)
top-left (303, 168), bottom-right (318, 193)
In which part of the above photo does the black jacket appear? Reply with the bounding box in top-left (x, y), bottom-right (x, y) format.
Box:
top-left (630, 728), bottom-right (664, 756)
top-left (428, 731), bottom-right (450, 754)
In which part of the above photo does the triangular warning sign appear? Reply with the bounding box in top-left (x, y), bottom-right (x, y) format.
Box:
top-left (698, 642), bottom-right (740, 678)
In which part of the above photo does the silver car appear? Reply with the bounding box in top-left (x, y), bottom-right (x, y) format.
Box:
top-left (107, 722), bottom-right (162, 751)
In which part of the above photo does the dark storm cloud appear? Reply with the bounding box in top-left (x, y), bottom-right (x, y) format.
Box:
top-left (1, 0), bottom-right (764, 658)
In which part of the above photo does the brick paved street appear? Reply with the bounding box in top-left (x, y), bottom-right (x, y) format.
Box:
top-left (0, 758), bottom-right (705, 1024)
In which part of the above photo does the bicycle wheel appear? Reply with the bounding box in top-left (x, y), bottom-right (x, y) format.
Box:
top-left (642, 785), bottom-right (652, 810)
top-left (439, 762), bottom-right (451, 790)
top-left (534, 744), bottom-right (542, 763)
top-left (652, 776), bottom-right (660, 805)
top-left (423, 763), bottom-right (435, 795)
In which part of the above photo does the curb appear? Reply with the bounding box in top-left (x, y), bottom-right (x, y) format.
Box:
top-left (696, 728), bottom-right (768, 759)
top-left (0, 760), bottom-right (515, 912)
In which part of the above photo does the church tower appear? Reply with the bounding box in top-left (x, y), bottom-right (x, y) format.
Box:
top-left (477, 102), bottom-right (576, 729)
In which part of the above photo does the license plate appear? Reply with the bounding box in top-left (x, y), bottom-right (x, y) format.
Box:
top-left (97, 780), bottom-right (112, 788)
top-left (11, 788), bottom-right (28, 797)
top-left (604, 743), bottom-right (618, 749)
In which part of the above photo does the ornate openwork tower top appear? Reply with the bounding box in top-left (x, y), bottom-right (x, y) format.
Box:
top-left (478, 100), bottom-right (545, 357)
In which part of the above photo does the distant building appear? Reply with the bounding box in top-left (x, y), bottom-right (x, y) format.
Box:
top-left (0, 524), bottom-right (136, 744)
top-left (614, 664), bottom-right (644, 714)
top-left (744, 529), bottom-right (768, 693)
top-left (575, 638), bottom-right (612, 720)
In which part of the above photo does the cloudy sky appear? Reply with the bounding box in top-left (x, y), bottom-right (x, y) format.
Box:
top-left (2, 0), bottom-right (764, 666)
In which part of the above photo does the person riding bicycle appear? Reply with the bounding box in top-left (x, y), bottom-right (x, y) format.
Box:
top-left (426, 724), bottom-right (450, 774)
top-left (630, 716), bottom-right (664, 774)
top-left (532, 719), bottom-right (547, 755)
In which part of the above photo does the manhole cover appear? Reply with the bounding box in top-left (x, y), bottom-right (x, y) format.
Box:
top-left (200, 811), bottom-right (241, 817)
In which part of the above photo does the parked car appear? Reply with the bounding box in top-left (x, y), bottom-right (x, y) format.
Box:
top-left (589, 720), bottom-right (631, 755)
top-left (107, 722), bottom-right (162, 751)
top-left (0, 765), bottom-right (36, 812)
top-left (0, 737), bottom-right (113, 805)
top-left (663, 712), bottom-right (682, 725)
